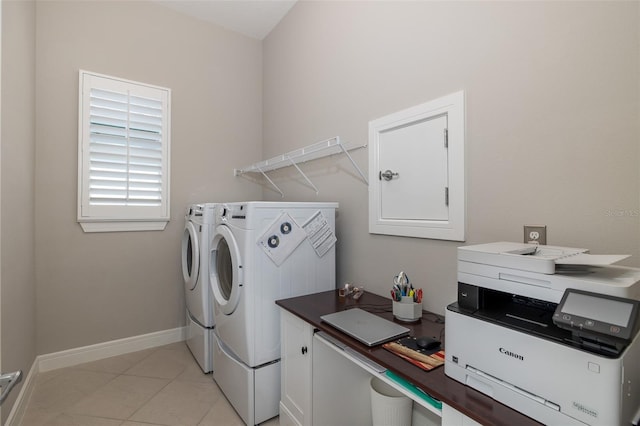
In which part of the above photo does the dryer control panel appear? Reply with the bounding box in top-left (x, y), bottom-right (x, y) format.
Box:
top-left (218, 203), bottom-right (247, 222)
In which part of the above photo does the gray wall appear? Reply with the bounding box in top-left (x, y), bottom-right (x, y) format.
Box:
top-left (34, 1), bottom-right (262, 355)
top-left (263, 1), bottom-right (640, 314)
top-left (1, 0), bottom-right (37, 421)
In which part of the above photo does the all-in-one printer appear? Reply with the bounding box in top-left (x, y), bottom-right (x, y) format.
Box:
top-left (445, 242), bottom-right (640, 425)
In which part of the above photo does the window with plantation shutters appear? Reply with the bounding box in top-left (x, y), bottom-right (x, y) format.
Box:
top-left (78, 71), bottom-right (171, 232)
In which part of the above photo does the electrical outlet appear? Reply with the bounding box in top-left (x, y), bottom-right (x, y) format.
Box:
top-left (524, 225), bottom-right (546, 245)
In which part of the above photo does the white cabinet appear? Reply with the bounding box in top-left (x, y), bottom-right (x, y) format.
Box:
top-left (280, 308), bottom-right (478, 426)
top-left (280, 309), bottom-right (314, 426)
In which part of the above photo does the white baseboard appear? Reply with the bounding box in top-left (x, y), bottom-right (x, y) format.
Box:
top-left (5, 327), bottom-right (188, 424)
top-left (5, 326), bottom-right (187, 425)
top-left (38, 326), bottom-right (187, 373)
top-left (5, 358), bottom-right (39, 426)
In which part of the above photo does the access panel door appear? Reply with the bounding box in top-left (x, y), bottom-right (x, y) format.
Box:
top-left (378, 114), bottom-right (448, 221)
top-left (369, 91), bottom-right (465, 241)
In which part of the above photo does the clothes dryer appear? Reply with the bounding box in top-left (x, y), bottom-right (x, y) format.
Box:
top-left (181, 203), bottom-right (217, 373)
top-left (210, 201), bottom-right (337, 425)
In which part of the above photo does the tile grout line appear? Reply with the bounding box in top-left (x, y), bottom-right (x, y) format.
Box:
top-left (123, 370), bottom-right (183, 423)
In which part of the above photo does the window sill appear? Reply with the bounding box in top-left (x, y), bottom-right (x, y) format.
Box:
top-left (79, 220), bottom-right (168, 233)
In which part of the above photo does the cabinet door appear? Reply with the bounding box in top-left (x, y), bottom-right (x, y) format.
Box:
top-left (312, 334), bottom-right (373, 426)
top-left (281, 310), bottom-right (313, 426)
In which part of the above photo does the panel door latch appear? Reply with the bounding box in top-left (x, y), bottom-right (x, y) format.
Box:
top-left (379, 170), bottom-right (399, 181)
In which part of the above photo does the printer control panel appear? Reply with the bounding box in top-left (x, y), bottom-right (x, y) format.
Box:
top-left (553, 289), bottom-right (640, 343)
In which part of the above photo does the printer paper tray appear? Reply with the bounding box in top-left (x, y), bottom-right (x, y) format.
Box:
top-left (453, 363), bottom-right (586, 426)
top-left (465, 365), bottom-right (560, 411)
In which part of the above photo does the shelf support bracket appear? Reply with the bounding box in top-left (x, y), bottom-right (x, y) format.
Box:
top-left (287, 156), bottom-right (319, 194)
top-left (257, 165), bottom-right (284, 198)
top-left (338, 141), bottom-right (369, 185)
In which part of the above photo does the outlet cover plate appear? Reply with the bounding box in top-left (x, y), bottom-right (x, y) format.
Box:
top-left (524, 225), bottom-right (546, 245)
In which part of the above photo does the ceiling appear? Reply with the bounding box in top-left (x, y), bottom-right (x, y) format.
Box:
top-left (159, 0), bottom-right (298, 40)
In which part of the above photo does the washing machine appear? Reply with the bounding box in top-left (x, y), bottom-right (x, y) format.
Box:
top-left (181, 203), bottom-right (217, 373)
top-left (210, 201), bottom-right (338, 425)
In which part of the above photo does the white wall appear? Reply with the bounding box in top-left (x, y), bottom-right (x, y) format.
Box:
top-left (34, 1), bottom-right (262, 354)
top-left (263, 1), bottom-right (640, 314)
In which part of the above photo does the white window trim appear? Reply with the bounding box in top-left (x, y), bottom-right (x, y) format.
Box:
top-left (78, 70), bottom-right (171, 232)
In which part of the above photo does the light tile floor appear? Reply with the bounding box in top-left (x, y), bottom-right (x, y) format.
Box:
top-left (20, 342), bottom-right (280, 426)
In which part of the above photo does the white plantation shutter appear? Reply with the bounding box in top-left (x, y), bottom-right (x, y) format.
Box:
top-left (88, 89), bottom-right (164, 206)
top-left (78, 71), bottom-right (171, 232)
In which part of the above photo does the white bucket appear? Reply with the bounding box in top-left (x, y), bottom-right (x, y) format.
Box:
top-left (370, 377), bottom-right (413, 426)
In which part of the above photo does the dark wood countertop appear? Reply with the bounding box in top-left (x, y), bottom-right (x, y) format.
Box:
top-left (276, 289), bottom-right (542, 426)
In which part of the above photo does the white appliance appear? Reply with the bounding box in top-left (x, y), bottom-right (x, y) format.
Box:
top-left (445, 242), bottom-right (640, 426)
top-left (181, 203), bottom-right (217, 373)
top-left (210, 201), bottom-right (338, 425)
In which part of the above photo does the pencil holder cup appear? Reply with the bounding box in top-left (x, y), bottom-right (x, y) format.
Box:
top-left (392, 297), bottom-right (422, 322)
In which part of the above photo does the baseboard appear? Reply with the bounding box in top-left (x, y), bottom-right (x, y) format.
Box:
top-left (38, 326), bottom-right (187, 373)
top-left (4, 327), bottom-right (187, 425)
top-left (4, 357), bottom-right (39, 426)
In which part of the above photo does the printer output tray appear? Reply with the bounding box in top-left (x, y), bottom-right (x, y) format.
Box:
top-left (451, 287), bottom-right (626, 358)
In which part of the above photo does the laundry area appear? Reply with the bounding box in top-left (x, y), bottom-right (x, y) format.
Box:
top-left (2, 1), bottom-right (640, 426)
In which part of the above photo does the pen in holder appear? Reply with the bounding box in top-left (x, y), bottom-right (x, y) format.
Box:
top-left (392, 296), bottom-right (422, 322)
